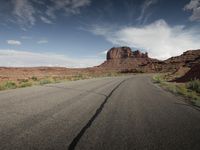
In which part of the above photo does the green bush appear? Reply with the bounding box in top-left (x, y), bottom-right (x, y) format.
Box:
top-left (187, 79), bottom-right (200, 93)
top-left (0, 81), bottom-right (17, 90)
top-left (176, 85), bottom-right (188, 95)
top-left (39, 79), bottom-right (52, 85)
top-left (19, 82), bottom-right (32, 88)
top-left (31, 76), bottom-right (38, 81)
top-left (153, 75), bottom-right (164, 84)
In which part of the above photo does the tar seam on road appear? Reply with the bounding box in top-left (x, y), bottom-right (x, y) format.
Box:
top-left (68, 78), bottom-right (129, 150)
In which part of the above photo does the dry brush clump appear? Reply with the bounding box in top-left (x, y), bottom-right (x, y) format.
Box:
top-left (0, 81), bottom-right (17, 90)
top-left (0, 72), bottom-right (123, 91)
top-left (186, 79), bottom-right (200, 93)
top-left (153, 75), bottom-right (200, 106)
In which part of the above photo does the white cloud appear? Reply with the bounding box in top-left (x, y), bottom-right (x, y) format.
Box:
top-left (12, 0), bottom-right (36, 28)
top-left (0, 49), bottom-right (104, 68)
top-left (98, 50), bottom-right (108, 55)
top-left (40, 16), bottom-right (53, 24)
top-left (184, 0), bottom-right (200, 21)
top-left (7, 40), bottom-right (21, 46)
top-left (37, 40), bottom-right (48, 44)
top-left (90, 19), bottom-right (200, 60)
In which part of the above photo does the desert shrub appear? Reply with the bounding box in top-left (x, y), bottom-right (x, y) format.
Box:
top-left (31, 76), bottom-right (38, 81)
top-left (19, 81), bottom-right (32, 88)
top-left (176, 84), bottom-right (188, 95)
top-left (166, 84), bottom-right (177, 94)
top-left (39, 79), bottom-right (52, 85)
top-left (187, 79), bottom-right (200, 93)
top-left (1, 81), bottom-right (17, 90)
top-left (153, 75), bottom-right (164, 84)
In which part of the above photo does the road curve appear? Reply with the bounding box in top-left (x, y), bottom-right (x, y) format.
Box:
top-left (0, 75), bottom-right (200, 150)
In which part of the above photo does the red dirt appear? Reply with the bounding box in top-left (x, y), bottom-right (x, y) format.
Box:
top-left (0, 67), bottom-right (113, 83)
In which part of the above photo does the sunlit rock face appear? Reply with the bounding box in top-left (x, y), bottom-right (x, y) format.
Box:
top-left (106, 47), bottom-right (148, 60)
top-left (100, 47), bottom-right (160, 73)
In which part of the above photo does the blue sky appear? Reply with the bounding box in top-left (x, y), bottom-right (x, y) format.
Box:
top-left (0, 0), bottom-right (200, 67)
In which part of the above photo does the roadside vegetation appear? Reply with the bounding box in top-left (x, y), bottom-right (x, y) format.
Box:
top-left (153, 74), bottom-right (200, 107)
top-left (0, 72), bottom-right (121, 91)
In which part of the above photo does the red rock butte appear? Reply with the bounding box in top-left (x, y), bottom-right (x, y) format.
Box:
top-left (99, 47), bottom-right (200, 75)
top-left (99, 47), bottom-right (161, 73)
top-left (106, 47), bottom-right (148, 60)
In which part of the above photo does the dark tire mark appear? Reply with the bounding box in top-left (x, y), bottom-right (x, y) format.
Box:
top-left (68, 78), bottom-right (129, 150)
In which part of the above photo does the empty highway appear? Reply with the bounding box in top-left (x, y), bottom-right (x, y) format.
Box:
top-left (0, 75), bottom-right (200, 150)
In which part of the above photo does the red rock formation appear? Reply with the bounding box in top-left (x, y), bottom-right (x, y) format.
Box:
top-left (99, 47), bottom-right (160, 73)
top-left (107, 47), bottom-right (133, 60)
top-left (100, 47), bottom-right (200, 73)
top-left (106, 47), bottom-right (149, 60)
top-left (159, 49), bottom-right (200, 72)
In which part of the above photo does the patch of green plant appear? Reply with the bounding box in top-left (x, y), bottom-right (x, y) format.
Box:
top-left (153, 75), bottom-right (164, 84)
top-left (0, 81), bottom-right (17, 90)
top-left (186, 79), bottom-right (200, 93)
top-left (19, 81), bottom-right (32, 88)
top-left (31, 76), bottom-right (38, 81)
top-left (159, 82), bottom-right (200, 106)
top-left (39, 79), bottom-right (53, 85)
top-left (153, 75), bottom-right (200, 106)
top-left (176, 84), bottom-right (188, 95)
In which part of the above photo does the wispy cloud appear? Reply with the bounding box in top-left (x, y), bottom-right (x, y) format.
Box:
top-left (7, 40), bottom-right (21, 45)
top-left (11, 0), bottom-right (91, 28)
top-left (137, 0), bottom-right (158, 24)
top-left (0, 49), bottom-right (104, 68)
top-left (184, 0), bottom-right (200, 21)
top-left (46, 0), bottom-right (91, 19)
top-left (12, 0), bottom-right (36, 28)
top-left (40, 16), bottom-right (53, 24)
top-left (37, 40), bottom-right (48, 44)
top-left (90, 19), bottom-right (200, 60)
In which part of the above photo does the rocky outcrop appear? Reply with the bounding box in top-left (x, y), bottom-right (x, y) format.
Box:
top-left (99, 47), bottom-right (161, 73)
top-left (164, 50), bottom-right (200, 67)
top-left (107, 47), bottom-right (133, 60)
top-left (106, 47), bottom-right (148, 60)
top-left (158, 49), bottom-right (200, 73)
top-left (99, 47), bottom-right (200, 73)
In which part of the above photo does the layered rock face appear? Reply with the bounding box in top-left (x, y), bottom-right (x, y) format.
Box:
top-left (160, 49), bottom-right (200, 72)
top-left (107, 47), bottom-right (133, 60)
top-left (99, 47), bottom-right (160, 72)
top-left (164, 50), bottom-right (200, 67)
top-left (106, 47), bottom-right (148, 60)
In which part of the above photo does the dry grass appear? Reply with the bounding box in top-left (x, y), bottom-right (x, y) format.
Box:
top-left (0, 72), bottom-right (122, 91)
top-left (153, 74), bottom-right (200, 107)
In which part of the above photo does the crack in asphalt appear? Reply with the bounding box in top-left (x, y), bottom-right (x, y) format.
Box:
top-left (68, 78), bottom-right (129, 150)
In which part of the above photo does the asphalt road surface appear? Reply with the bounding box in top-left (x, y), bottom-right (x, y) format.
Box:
top-left (0, 75), bottom-right (200, 150)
